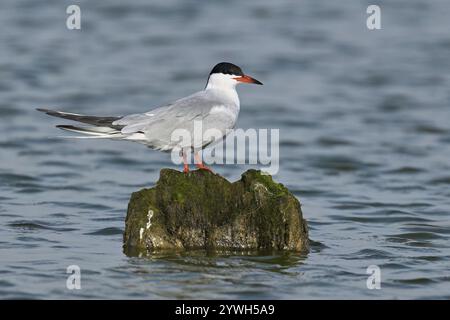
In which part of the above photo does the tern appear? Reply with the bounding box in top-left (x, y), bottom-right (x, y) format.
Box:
top-left (37, 62), bottom-right (262, 172)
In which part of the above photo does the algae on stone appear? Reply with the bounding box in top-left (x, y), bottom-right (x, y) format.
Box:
top-left (123, 169), bottom-right (308, 255)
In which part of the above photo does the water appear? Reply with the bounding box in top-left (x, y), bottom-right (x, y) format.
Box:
top-left (1, 0), bottom-right (450, 299)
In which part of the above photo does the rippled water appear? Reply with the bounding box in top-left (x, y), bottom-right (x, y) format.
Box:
top-left (1, 0), bottom-right (450, 299)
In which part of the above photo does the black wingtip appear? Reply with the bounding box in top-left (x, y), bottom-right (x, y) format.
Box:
top-left (55, 125), bottom-right (80, 131)
top-left (36, 108), bottom-right (52, 114)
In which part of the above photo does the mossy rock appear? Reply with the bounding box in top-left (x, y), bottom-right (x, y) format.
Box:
top-left (123, 169), bottom-right (309, 256)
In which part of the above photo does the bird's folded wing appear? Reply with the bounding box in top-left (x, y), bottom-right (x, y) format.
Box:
top-left (113, 92), bottom-right (219, 135)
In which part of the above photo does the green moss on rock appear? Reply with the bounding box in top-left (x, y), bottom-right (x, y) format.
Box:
top-left (123, 169), bottom-right (308, 256)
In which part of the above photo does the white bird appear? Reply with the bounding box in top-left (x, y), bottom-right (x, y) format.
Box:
top-left (37, 62), bottom-right (262, 172)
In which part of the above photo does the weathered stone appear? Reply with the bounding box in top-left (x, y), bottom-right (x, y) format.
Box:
top-left (123, 169), bottom-right (308, 256)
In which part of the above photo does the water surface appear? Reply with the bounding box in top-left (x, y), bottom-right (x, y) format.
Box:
top-left (0, 0), bottom-right (450, 299)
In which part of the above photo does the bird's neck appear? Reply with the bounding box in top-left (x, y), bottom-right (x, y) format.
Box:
top-left (205, 77), bottom-right (237, 90)
top-left (205, 85), bottom-right (240, 108)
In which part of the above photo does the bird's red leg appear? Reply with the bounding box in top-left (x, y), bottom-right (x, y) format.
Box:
top-left (194, 151), bottom-right (212, 172)
top-left (182, 150), bottom-right (189, 173)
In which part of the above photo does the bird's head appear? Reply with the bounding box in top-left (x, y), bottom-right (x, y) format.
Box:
top-left (206, 62), bottom-right (263, 90)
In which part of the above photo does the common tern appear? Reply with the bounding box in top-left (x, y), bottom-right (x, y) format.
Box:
top-left (37, 62), bottom-right (262, 172)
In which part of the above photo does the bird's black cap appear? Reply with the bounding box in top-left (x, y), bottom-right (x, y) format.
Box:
top-left (209, 62), bottom-right (244, 76)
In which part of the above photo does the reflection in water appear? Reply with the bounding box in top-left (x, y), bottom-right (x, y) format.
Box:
top-left (121, 251), bottom-right (308, 299)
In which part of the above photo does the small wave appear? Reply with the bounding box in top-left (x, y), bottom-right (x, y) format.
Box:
top-left (401, 224), bottom-right (450, 235)
top-left (38, 201), bottom-right (113, 211)
top-left (394, 278), bottom-right (437, 285)
top-left (0, 140), bottom-right (25, 149)
top-left (291, 188), bottom-right (325, 197)
top-left (100, 156), bottom-right (147, 166)
top-left (385, 166), bottom-right (425, 175)
top-left (415, 255), bottom-right (444, 262)
top-left (413, 124), bottom-right (447, 135)
top-left (0, 106), bottom-right (21, 117)
top-left (377, 94), bottom-right (416, 112)
top-left (390, 232), bottom-right (445, 241)
top-left (38, 160), bottom-right (85, 169)
top-left (351, 248), bottom-right (394, 258)
top-left (329, 215), bottom-right (430, 224)
top-left (85, 227), bottom-right (123, 236)
top-left (0, 280), bottom-right (14, 288)
top-left (331, 200), bottom-right (432, 209)
top-left (16, 236), bottom-right (58, 243)
top-left (316, 137), bottom-right (353, 147)
top-left (0, 173), bottom-right (37, 183)
top-left (308, 155), bottom-right (377, 172)
top-left (18, 150), bottom-right (49, 156)
top-left (429, 176), bottom-right (450, 185)
top-left (8, 221), bottom-right (77, 232)
top-left (279, 140), bottom-right (304, 148)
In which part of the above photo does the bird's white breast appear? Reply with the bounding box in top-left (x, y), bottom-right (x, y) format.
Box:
top-left (205, 86), bottom-right (240, 129)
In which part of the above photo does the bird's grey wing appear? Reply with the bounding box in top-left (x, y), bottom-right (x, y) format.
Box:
top-left (114, 92), bottom-right (233, 150)
top-left (142, 93), bottom-right (226, 141)
top-left (160, 95), bottom-right (237, 150)
top-left (114, 92), bottom-right (214, 134)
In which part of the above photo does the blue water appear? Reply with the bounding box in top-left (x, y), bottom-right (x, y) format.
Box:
top-left (1, 0), bottom-right (450, 299)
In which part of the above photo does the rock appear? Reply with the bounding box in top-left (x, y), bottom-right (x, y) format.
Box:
top-left (123, 169), bottom-right (308, 256)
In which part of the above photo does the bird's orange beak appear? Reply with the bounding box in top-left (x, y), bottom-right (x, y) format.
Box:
top-left (233, 75), bottom-right (263, 85)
